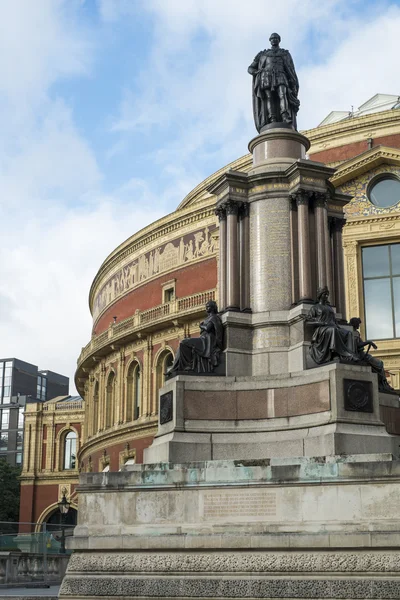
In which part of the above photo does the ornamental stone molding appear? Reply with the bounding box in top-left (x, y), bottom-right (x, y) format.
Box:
top-left (66, 551), bottom-right (400, 574)
top-left (60, 574), bottom-right (400, 599)
top-left (339, 164), bottom-right (400, 219)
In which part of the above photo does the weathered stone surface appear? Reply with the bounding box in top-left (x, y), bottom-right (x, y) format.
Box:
top-left (59, 575), bottom-right (400, 598)
top-left (67, 550), bottom-right (400, 574)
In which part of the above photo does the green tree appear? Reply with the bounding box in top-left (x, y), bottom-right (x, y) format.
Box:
top-left (0, 458), bottom-right (21, 534)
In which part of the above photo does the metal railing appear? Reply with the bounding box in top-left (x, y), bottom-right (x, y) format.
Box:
top-left (0, 521), bottom-right (73, 585)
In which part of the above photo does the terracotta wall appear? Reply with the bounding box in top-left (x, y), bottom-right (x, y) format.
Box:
top-left (94, 257), bottom-right (217, 335)
top-left (309, 133), bottom-right (400, 164)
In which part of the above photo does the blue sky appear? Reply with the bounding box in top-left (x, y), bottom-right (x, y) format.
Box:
top-left (0, 0), bottom-right (399, 393)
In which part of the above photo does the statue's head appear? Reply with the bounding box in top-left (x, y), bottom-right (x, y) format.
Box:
top-left (349, 317), bottom-right (362, 330)
top-left (269, 33), bottom-right (281, 47)
top-left (206, 300), bottom-right (218, 314)
top-left (316, 286), bottom-right (329, 301)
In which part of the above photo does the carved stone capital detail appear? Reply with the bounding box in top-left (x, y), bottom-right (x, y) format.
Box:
top-left (239, 202), bottom-right (250, 219)
top-left (215, 206), bottom-right (226, 221)
top-left (224, 199), bottom-right (242, 216)
top-left (313, 191), bottom-right (328, 208)
top-left (331, 217), bottom-right (345, 233)
top-left (291, 188), bottom-right (312, 206)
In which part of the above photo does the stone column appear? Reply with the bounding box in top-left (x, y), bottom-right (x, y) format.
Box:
top-left (143, 337), bottom-right (153, 416)
top-left (343, 240), bottom-right (359, 320)
top-left (294, 189), bottom-right (313, 302)
top-left (324, 205), bottom-right (334, 302)
top-left (117, 349), bottom-right (125, 425)
top-left (314, 192), bottom-right (328, 290)
top-left (239, 202), bottom-right (250, 311)
top-left (215, 206), bottom-right (227, 311)
top-left (333, 218), bottom-right (346, 318)
top-left (289, 199), bottom-right (298, 305)
top-left (98, 362), bottom-right (106, 431)
top-left (225, 200), bottom-right (241, 311)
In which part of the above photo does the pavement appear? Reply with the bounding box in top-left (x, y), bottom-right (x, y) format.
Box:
top-left (0, 586), bottom-right (59, 598)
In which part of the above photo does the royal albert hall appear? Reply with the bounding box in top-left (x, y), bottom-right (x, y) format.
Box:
top-left (75, 94), bottom-right (400, 475)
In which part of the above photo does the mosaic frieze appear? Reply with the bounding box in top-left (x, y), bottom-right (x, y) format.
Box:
top-left (338, 165), bottom-right (400, 218)
top-left (92, 225), bottom-right (217, 322)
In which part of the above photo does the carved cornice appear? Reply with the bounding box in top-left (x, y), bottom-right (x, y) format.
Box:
top-left (331, 146), bottom-right (400, 187)
top-left (303, 109), bottom-right (400, 148)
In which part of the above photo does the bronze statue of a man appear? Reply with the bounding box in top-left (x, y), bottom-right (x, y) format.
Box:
top-left (349, 317), bottom-right (396, 394)
top-left (248, 33), bottom-right (300, 132)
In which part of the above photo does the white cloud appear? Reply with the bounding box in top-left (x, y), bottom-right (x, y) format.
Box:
top-left (0, 1), bottom-right (162, 393)
top-left (300, 5), bottom-right (400, 127)
top-left (111, 0), bottom-right (400, 166)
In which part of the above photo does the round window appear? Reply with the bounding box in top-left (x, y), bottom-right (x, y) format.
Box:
top-left (368, 176), bottom-right (400, 208)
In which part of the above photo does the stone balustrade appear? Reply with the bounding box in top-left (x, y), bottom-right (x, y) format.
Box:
top-left (0, 552), bottom-right (69, 585)
top-left (77, 288), bottom-right (217, 367)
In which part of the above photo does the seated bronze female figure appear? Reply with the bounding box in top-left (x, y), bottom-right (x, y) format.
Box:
top-left (307, 287), bottom-right (359, 365)
top-left (168, 300), bottom-right (223, 375)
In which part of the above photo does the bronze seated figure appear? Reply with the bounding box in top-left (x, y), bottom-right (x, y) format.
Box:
top-left (307, 287), bottom-right (397, 394)
top-left (167, 300), bottom-right (223, 377)
top-left (349, 317), bottom-right (395, 394)
top-left (307, 286), bottom-right (360, 365)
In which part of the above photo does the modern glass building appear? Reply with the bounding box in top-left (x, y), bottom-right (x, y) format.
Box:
top-left (0, 358), bottom-right (69, 466)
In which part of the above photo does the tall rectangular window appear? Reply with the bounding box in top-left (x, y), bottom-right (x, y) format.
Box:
top-left (1, 409), bottom-right (10, 429)
top-left (362, 243), bottom-right (400, 340)
top-left (18, 408), bottom-right (24, 429)
top-left (0, 432), bottom-right (8, 450)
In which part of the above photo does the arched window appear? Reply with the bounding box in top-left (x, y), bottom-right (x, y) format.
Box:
top-left (92, 381), bottom-right (99, 435)
top-left (126, 362), bottom-right (141, 421)
top-left (105, 372), bottom-right (115, 429)
top-left (155, 350), bottom-right (174, 407)
top-left (64, 431), bottom-right (77, 470)
top-left (134, 364), bottom-right (141, 419)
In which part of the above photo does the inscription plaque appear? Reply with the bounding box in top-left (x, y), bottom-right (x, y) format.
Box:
top-left (203, 490), bottom-right (276, 519)
top-left (160, 391), bottom-right (173, 425)
top-left (343, 379), bottom-right (373, 413)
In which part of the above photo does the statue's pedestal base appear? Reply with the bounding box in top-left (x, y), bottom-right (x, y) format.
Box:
top-left (61, 455), bottom-right (400, 600)
top-left (144, 363), bottom-right (400, 464)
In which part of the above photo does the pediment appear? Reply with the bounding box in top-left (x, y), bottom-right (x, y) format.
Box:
top-left (331, 146), bottom-right (400, 187)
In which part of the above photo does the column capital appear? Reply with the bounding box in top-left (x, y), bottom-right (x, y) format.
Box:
top-left (215, 205), bottom-right (226, 221)
top-left (224, 199), bottom-right (243, 216)
top-left (313, 191), bottom-right (329, 208)
top-left (291, 188), bottom-right (312, 206)
top-left (331, 216), bottom-right (345, 232)
top-left (239, 202), bottom-right (250, 219)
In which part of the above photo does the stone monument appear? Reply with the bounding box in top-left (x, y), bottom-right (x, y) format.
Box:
top-left (60, 35), bottom-right (400, 600)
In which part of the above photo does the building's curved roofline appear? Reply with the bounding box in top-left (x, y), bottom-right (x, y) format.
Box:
top-left (88, 154), bottom-right (252, 315)
top-left (303, 108), bottom-right (400, 148)
top-left (176, 154), bottom-right (252, 210)
top-left (88, 101), bottom-right (400, 315)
